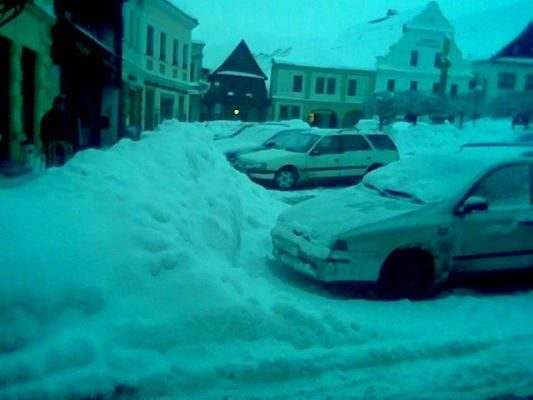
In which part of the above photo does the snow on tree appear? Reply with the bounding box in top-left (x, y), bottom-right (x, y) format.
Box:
top-left (448, 92), bottom-right (481, 129)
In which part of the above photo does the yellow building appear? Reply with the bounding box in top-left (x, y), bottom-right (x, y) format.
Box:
top-left (0, 0), bottom-right (60, 168)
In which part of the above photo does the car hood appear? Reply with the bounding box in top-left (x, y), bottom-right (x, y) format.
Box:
top-left (238, 149), bottom-right (296, 163)
top-left (274, 185), bottom-right (422, 247)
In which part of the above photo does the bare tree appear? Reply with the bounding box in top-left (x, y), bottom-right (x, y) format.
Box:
top-left (448, 93), bottom-right (479, 129)
top-left (490, 92), bottom-right (533, 129)
top-left (394, 91), bottom-right (427, 125)
top-left (363, 91), bottom-right (402, 131)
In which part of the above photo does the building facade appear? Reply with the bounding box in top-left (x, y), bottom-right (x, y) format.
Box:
top-left (270, 62), bottom-right (375, 128)
top-left (202, 40), bottom-right (270, 122)
top-left (0, 0), bottom-right (60, 167)
top-left (375, 2), bottom-right (472, 97)
top-left (472, 22), bottom-right (533, 107)
top-left (52, 0), bottom-right (126, 149)
top-left (122, 0), bottom-right (202, 133)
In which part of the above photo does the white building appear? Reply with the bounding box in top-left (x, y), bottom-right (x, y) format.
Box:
top-left (122, 0), bottom-right (202, 132)
top-left (374, 2), bottom-right (472, 96)
top-left (472, 23), bottom-right (533, 106)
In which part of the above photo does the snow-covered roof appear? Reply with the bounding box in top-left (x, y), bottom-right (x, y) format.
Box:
top-left (215, 71), bottom-right (267, 80)
top-left (271, 0), bottom-right (533, 71)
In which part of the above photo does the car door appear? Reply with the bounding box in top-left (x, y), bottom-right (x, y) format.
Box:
top-left (337, 135), bottom-right (374, 178)
top-left (452, 163), bottom-right (533, 273)
top-left (305, 135), bottom-right (342, 179)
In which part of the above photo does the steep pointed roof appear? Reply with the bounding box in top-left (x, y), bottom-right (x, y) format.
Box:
top-left (493, 22), bottom-right (533, 59)
top-left (212, 40), bottom-right (267, 80)
top-left (406, 1), bottom-right (454, 34)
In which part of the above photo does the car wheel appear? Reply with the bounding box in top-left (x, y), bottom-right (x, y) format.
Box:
top-left (376, 249), bottom-right (434, 300)
top-left (274, 167), bottom-right (298, 190)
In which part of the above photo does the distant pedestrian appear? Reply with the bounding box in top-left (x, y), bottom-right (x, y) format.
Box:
top-left (40, 95), bottom-right (73, 167)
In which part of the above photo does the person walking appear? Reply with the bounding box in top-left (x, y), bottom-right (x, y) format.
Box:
top-left (40, 95), bottom-right (73, 167)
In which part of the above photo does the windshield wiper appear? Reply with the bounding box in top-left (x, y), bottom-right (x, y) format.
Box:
top-left (383, 189), bottom-right (424, 204)
top-left (364, 183), bottom-right (423, 204)
top-left (364, 182), bottom-right (387, 196)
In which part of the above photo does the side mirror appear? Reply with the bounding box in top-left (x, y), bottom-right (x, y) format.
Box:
top-left (310, 150), bottom-right (321, 156)
top-left (457, 196), bottom-right (488, 215)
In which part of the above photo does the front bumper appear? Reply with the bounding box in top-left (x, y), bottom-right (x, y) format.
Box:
top-left (272, 234), bottom-right (380, 283)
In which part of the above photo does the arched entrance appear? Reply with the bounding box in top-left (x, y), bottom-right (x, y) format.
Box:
top-left (342, 110), bottom-right (364, 128)
top-left (307, 109), bottom-right (338, 128)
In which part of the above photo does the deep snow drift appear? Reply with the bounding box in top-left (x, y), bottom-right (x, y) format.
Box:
top-left (1, 120), bottom-right (532, 400)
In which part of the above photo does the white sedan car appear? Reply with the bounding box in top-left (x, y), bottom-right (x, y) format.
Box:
top-left (271, 146), bottom-right (533, 299)
top-left (236, 129), bottom-right (399, 189)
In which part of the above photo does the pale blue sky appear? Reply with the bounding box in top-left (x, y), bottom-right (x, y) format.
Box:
top-left (175, 0), bottom-right (525, 68)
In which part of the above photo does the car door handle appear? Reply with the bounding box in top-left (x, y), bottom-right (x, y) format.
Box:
top-left (366, 156), bottom-right (372, 160)
top-left (334, 158), bottom-right (340, 162)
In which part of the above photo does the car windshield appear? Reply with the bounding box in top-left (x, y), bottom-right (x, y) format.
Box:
top-left (267, 133), bottom-right (319, 152)
top-left (362, 153), bottom-right (498, 204)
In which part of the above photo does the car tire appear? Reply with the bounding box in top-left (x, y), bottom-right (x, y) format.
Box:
top-left (274, 167), bottom-right (298, 190)
top-left (376, 249), bottom-right (434, 300)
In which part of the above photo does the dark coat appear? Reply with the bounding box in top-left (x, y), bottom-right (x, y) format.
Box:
top-left (40, 108), bottom-right (68, 146)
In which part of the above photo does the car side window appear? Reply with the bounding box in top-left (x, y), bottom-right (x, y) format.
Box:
top-left (366, 135), bottom-right (397, 151)
top-left (341, 135), bottom-right (372, 152)
top-left (313, 136), bottom-right (342, 154)
top-left (472, 164), bottom-right (531, 209)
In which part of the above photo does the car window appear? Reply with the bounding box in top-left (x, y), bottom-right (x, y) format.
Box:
top-left (471, 164), bottom-right (531, 209)
top-left (313, 136), bottom-right (342, 154)
top-left (341, 135), bottom-right (371, 152)
top-left (366, 135), bottom-right (397, 151)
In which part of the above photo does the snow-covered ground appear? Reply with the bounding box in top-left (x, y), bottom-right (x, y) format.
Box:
top-left (0, 119), bottom-right (532, 400)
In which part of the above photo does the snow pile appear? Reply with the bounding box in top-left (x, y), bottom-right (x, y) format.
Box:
top-left (388, 118), bottom-right (521, 156)
top-left (0, 121), bottom-right (285, 399)
top-left (1, 120), bottom-right (532, 399)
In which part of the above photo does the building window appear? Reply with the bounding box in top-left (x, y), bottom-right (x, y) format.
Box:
top-left (409, 81), bottom-right (418, 91)
top-left (146, 25), bottom-right (154, 56)
top-left (434, 53), bottom-right (442, 69)
top-left (498, 73), bottom-right (516, 90)
top-left (526, 75), bottom-right (533, 91)
top-left (291, 106), bottom-right (300, 119)
top-left (315, 77), bottom-right (325, 94)
top-left (387, 79), bottom-right (395, 91)
top-left (182, 44), bottom-right (189, 69)
top-left (450, 84), bottom-right (458, 97)
top-left (410, 50), bottom-right (419, 67)
top-left (327, 78), bottom-right (336, 95)
top-left (172, 39), bottom-right (179, 66)
top-left (280, 105), bottom-right (289, 119)
top-left (433, 82), bottom-right (440, 93)
top-left (159, 32), bottom-right (167, 61)
top-left (292, 75), bottom-right (303, 92)
top-left (347, 79), bottom-right (357, 96)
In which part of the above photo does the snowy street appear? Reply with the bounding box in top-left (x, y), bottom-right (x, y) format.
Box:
top-left (0, 120), bottom-right (532, 399)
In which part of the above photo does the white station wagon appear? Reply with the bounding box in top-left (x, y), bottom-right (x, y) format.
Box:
top-left (271, 145), bottom-right (533, 299)
top-left (235, 129), bottom-right (399, 189)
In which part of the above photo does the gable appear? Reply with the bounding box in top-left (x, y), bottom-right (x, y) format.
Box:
top-left (212, 40), bottom-right (267, 80)
top-left (406, 1), bottom-right (453, 33)
top-left (494, 22), bottom-right (533, 59)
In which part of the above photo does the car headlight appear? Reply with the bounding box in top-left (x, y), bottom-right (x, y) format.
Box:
top-left (241, 162), bottom-right (267, 171)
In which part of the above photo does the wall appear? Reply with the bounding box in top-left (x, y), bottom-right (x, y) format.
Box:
top-left (0, 1), bottom-right (59, 161)
top-left (473, 60), bottom-right (533, 106)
